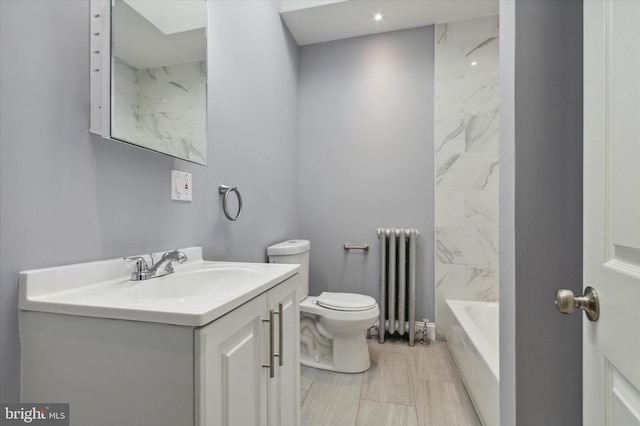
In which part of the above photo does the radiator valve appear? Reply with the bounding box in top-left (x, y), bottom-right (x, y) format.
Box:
top-left (415, 320), bottom-right (428, 344)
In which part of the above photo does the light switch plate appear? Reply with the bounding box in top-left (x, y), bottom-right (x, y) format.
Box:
top-left (171, 170), bottom-right (192, 201)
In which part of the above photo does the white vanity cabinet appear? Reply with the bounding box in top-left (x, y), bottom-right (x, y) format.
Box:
top-left (20, 267), bottom-right (300, 426)
top-left (195, 273), bottom-right (300, 426)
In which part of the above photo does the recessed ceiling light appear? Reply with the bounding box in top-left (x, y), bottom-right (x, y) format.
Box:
top-left (374, 13), bottom-right (383, 21)
top-left (471, 61), bottom-right (478, 66)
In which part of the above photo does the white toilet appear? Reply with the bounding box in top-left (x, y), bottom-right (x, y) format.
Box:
top-left (268, 240), bottom-right (379, 373)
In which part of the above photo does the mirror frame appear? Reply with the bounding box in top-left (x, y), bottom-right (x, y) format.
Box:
top-left (89, 0), bottom-right (208, 166)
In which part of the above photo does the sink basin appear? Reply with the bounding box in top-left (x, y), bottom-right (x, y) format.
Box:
top-left (19, 247), bottom-right (299, 326)
top-left (127, 264), bottom-right (264, 299)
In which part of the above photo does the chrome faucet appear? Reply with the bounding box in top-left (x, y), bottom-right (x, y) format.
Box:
top-left (124, 250), bottom-right (188, 281)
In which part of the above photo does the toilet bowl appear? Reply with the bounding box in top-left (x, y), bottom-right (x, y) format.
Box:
top-left (268, 240), bottom-right (379, 373)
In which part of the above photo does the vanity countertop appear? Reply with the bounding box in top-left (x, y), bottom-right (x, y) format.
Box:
top-left (19, 247), bottom-right (299, 326)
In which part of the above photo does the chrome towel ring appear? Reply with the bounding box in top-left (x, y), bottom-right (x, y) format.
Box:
top-left (218, 184), bottom-right (243, 221)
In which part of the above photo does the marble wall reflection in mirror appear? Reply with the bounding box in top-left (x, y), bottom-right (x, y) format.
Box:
top-left (90, 0), bottom-right (208, 165)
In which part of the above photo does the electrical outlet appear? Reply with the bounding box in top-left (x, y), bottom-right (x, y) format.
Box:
top-left (171, 170), bottom-right (192, 201)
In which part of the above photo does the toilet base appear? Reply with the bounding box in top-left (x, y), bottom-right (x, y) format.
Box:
top-left (300, 353), bottom-right (334, 371)
top-left (300, 331), bottom-right (372, 373)
top-left (299, 296), bottom-right (379, 374)
top-left (332, 332), bottom-right (372, 372)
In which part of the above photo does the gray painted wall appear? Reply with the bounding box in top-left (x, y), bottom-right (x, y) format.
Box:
top-left (298, 27), bottom-right (435, 322)
top-left (0, 0), bottom-right (298, 401)
top-left (501, 1), bottom-right (583, 424)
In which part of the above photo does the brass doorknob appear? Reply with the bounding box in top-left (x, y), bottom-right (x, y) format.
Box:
top-left (555, 286), bottom-right (599, 321)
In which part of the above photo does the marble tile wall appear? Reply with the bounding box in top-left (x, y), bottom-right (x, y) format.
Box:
top-left (434, 16), bottom-right (500, 338)
top-left (113, 59), bottom-right (207, 164)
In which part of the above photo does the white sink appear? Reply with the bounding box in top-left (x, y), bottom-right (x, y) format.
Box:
top-left (19, 247), bottom-right (299, 326)
top-left (127, 264), bottom-right (264, 299)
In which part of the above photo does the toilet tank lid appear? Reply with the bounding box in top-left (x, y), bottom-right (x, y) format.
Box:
top-left (267, 240), bottom-right (310, 256)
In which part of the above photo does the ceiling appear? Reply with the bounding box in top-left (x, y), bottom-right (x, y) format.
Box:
top-left (122, 0), bottom-right (206, 35)
top-left (278, 0), bottom-right (499, 46)
top-left (114, 0), bottom-right (206, 70)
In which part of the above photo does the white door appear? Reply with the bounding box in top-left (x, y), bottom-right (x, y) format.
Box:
top-left (583, 1), bottom-right (640, 424)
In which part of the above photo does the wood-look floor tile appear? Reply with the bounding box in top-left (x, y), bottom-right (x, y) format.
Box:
top-left (302, 340), bottom-right (483, 426)
top-left (413, 378), bottom-right (481, 426)
top-left (367, 335), bottom-right (414, 355)
top-left (356, 400), bottom-right (418, 426)
top-left (361, 350), bottom-right (414, 406)
top-left (409, 341), bottom-right (461, 383)
top-left (300, 366), bottom-right (318, 405)
top-left (301, 370), bottom-right (363, 426)
top-left (301, 365), bottom-right (317, 391)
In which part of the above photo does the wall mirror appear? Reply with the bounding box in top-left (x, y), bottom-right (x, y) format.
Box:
top-left (90, 0), bottom-right (208, 165)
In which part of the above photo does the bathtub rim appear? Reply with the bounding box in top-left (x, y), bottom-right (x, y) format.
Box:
top-left (445, 299), bottom-right (500, 381)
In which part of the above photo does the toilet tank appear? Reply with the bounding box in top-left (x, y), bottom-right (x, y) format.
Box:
top-left (267, 240), bottom-right (310, 301)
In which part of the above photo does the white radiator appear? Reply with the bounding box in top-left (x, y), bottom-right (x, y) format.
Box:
top-left (377, 228), bottom-right (420, 346)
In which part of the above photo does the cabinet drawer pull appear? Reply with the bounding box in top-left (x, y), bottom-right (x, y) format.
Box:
top-left (262, 310), bottom-right (275, 378)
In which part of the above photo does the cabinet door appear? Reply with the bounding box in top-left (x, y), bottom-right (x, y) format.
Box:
top-left (196, 294), bottom-right (268, 426)
top-left (268, 276), bottom-right (301, 426)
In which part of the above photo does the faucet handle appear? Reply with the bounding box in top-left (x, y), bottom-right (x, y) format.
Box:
top-left (124, 256), bottom-right (150, 280)
top-left (124, 256), bottom-right (148, 270)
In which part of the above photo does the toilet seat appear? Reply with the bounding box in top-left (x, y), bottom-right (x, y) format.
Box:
top-left (316, 292), bottom-right (377, 311)
top-left (300, 296), bottom-right (378, 322)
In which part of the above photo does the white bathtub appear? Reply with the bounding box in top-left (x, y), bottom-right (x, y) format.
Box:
top-left (445, 300), bottom-right (499, 426)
